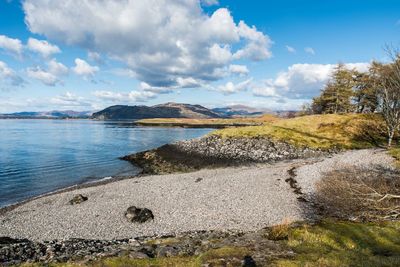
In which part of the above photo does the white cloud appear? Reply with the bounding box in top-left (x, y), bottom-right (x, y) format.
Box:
top-left (93, 90), bottom-right (156, 103)
top-left (0, 61), bottom-right (25, 86)
top-left (88, 51), bottom-right (102, 63)
top-left (304, 47), bottom-right (315, 55)
top-left (27, 38), bottom-right (60, 58)
top-left (232, 21), bottom-right (272, 61)
top-left (47, 58), bottom-right (68, 76)
top-left (72, 58), bottom-right (99, 78)
top-left (286, 45), bottom-right (296, 53)
top-left (229, 64), bottom-right (249, 76)
top-left (26, 58), bottom-right (68, 86)
top-left (217, 79), bottom-right (252, 95)
top-left (253, 63), bottom-right (370, 99)
top-left (0, 35), bottom-right (23, 56)
top-left (50, 91), bottom-right (92, 107)
top-left (27, 66), bottom-right (60, 86)
top-left (201, 0), bottom-right (219, 6)
top-left (23, 0), bottom-right (272, 88)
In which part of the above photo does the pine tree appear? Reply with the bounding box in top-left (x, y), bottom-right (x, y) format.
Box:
top-left (311, 64), bottom-right (356, 114)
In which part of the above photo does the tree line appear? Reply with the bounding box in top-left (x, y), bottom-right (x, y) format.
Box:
top-left (306, 47), bottom-right (400, 147)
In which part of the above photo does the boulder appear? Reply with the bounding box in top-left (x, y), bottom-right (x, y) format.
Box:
top-left (69, 194), bottom-right (88, 205)
top-left (124, 206), bottom-right (154, 223)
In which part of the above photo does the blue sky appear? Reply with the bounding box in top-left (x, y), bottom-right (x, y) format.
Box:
top-left (0, 0), bottom-right (399, 112)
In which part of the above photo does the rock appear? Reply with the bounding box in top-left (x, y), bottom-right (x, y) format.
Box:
top-left (122, 135), bottom-right (330, 174)
top-left (155, 246), bottom-right (179, 257)
top-left (0, 236), bottom-right (29, 244)
top-left (69, 194), bottom-right (88, 205)
top-left (124, 206), bottom-right (154, 223)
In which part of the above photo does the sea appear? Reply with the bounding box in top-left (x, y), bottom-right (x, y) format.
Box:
top-left (0, 119), bottom-right (212, 207)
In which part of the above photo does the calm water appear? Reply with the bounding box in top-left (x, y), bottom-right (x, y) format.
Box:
top-left (0, 119), bottom-right (212, 207)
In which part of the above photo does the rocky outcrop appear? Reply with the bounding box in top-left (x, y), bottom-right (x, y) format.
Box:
top-left (0, 228), bottom-right (293, 265)
top-left (122, 135), bottom-right (329, 174)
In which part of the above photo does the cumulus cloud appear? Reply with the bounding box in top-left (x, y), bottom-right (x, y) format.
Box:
top-left (253, 63), bottom-right (370, 99)
top-left (0, 35), bottom-right (23, 56)
top-left (72, 58), bottom-right (99, 78)
top-left (217, 79), bottom-right (252, 95)
top-left (286, 45), bottom-right (296, 53)
top-left (0, 61), bottom-right (25, 87)
top-left (27, 38), bottom-right (60, 58)
top-left (229, 64), bottom-right (249, 76)
top-left (26, 58), bottom-right (68, 86)
top-left (93, 90), bottom-right (156, 103)
top-left (27, 66), bottom-right (60, 86)
top-left (23, 0), bottom-right (272, 88)
top-left (304, 47), bottom-right (315, 55)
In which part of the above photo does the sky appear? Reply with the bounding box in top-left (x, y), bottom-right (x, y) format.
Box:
top-left (0, 0), bottom-right (399, 113)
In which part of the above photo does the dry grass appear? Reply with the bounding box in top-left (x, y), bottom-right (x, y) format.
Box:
top-left (315, 167), bottom-right (400, 221)
top-left (267, 218), bottom-right (293, 241)
top-left (214, 113), bottom-right (386, 150)
top-left (136, 114), bottom-right (279, 126)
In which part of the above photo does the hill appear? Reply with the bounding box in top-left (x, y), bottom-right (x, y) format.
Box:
top-left (91, 102), bottom-right (222, 120)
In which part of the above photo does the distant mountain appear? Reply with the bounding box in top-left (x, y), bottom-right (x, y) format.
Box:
top-left (212, 105), bottom-right (273, 117)
top-left (0, 110), bottom-right (93, 119)
top-left (91, 102), bottom-right (222, 120)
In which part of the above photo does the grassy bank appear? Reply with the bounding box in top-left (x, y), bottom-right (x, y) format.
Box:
top-left (213, 114), bottom-right (386, 150)
top-left (20, 220), bottom-right (400, 267)
top-left (136, 115), bottom-right (279, 127)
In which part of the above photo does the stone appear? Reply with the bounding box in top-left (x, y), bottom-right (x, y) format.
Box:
top-left (155, 246), bottom-right (179, 257)
top-left (124, 206), bottom-right (154, 223)
top-left (69, 194), bottom-right (88, 205)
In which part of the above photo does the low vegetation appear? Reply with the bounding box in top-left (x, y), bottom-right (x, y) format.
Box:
top-left (276, 220), bottom-right (400, 267)
top-left (315, 167), bottom-right (400, 221)
top-left (214, 113), bottom-right (387, 150)
top-left (20, 220), bottom-right (400, 267)
top-left (136, 114), bottom-right (279, 126)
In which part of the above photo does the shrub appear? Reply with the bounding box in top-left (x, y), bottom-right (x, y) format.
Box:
top-left (315, 167), bottom-right (400, 221)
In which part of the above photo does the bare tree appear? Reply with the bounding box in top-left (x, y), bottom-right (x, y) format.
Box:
top-left (377, 46), bottom-right (400, 147)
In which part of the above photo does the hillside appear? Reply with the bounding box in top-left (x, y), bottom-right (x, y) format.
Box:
top-left (91, 103), bottom-right (222, 120)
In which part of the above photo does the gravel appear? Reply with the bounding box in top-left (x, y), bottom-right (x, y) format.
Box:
top-left (0, 149), bottom-right (394, 242)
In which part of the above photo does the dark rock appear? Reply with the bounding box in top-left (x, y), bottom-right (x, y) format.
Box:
top-left (69, 194), bottom-right (88, 205)
top-left (122, 135), bottom-right (331, 174)
top-left (124, 206), bottom-right (154, 223)
top-left (0, 236), bottom-right (30, 244)
top-left (155, 246), bottom-right (179, 258)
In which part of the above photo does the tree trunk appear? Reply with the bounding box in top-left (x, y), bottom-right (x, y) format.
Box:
top-left (388, 129), bottom-right (395, 148)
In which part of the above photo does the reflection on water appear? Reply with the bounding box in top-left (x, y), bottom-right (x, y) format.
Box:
top-left (0, 119), bottom-right (212, 207)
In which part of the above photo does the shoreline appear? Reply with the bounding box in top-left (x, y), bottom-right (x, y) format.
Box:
top-left (0, 173), bottom-right (146, 216)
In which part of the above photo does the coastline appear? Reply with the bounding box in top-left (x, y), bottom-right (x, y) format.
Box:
top-left (0, 174), bottom-right (145, 216)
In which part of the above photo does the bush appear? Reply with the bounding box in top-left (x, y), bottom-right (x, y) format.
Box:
top-left (315, 167), bottom-right (400, 221)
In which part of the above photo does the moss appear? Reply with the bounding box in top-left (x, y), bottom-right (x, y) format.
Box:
top-left (389, 147), bottom-right (400, 168)
top-left (213, 114), bottom-right (386, 150)
top-left (275, 220), bottom-right (400, 267)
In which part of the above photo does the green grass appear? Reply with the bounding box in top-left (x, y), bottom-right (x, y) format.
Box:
top-left (213, 114), bottom-right (386, 150)
top-left (389, 147), bottom-right (400, 167)
top-left (20, 246), bottom-right (249, 267)
top-left (275, 220), bottom-right (400, 267)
